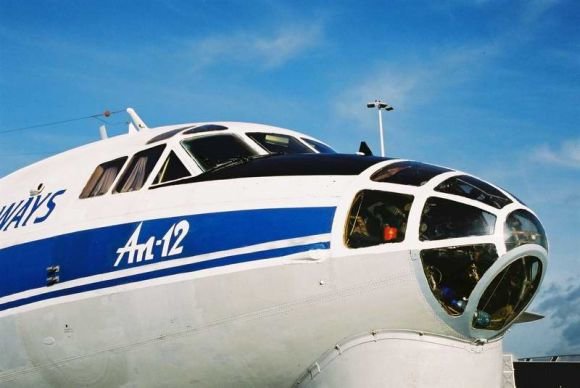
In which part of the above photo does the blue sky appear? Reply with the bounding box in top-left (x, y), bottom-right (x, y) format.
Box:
top-left (0, 0), bottom-right (578, 357)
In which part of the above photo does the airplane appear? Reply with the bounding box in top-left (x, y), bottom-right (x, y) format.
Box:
top-left (0, 108), bottom-right (548, 387)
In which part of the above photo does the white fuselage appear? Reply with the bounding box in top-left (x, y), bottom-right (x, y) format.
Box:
top-left (0, 121), bottom-right (547, 387)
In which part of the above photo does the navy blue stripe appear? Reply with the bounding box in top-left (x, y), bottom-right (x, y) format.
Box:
top-left (0, 242), bottom-right (329, 312)
top-left (1, 207), bottom-right (336, 299)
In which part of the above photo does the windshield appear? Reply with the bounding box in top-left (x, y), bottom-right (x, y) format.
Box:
top-left (181, 134), bottom-right (257, 170)
top-left (247, 133), bottom-right (314, 154)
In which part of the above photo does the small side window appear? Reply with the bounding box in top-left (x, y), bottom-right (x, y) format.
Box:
top-left (152, 151), bottom-right (191, 185)
top-left (114, 145), bottom-right (165, 193)
top-left (80, 157), bottom-right (127, 198)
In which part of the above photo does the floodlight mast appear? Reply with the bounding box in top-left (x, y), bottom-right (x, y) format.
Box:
top-left (366, 100), bottom-right (394, 157)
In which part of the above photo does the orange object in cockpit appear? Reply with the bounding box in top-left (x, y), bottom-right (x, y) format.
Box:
top-left (383, 226), bottom-right (398, 241)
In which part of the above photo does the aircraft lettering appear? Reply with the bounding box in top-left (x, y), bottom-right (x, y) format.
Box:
top-left (114, 220), bottom-right (190, 267)
top-left (34, 190), bottom-right (66, 224)
top-left (0, 189), bottom-right (67, 232)
top-left (0, 201), bottom-right (24, 231)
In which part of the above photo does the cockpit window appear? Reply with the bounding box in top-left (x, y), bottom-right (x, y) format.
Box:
top-left (301, 138), bottom-right (337, 154)
top-left (152, 151), bottom-right (191, 185)
top-left (421, 244), bottom-right (498, 316)
top-left (114, 145), bottom-right (165, 193)
top-left (420, 197), bottom-right (496, 241)
top-left (345, 190), bottom-right (414, 248)
top-left (80, 156), bottom-right (127, 198)
top-left (505, 209), bottom-right (548, 251)
top-left (371, 161), bottom-right (451, 186)
top-left (435, 175), bottom-right (512, 209)
top-left (181, 134), bottom-right (256, 171)
top-left (247, 133), bottom-right (314, 154)
top-left (182, 124), bottom-right (228, 135)
top-left (473, 256), bottom-right (542, 330)
top-left (147, 127), bottom-right (192, 144)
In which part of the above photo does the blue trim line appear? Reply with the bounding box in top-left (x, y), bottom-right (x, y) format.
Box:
top-left (0, 242), bottom-right (329, 313)
top-left (1, 206), bottom-right (336, 298)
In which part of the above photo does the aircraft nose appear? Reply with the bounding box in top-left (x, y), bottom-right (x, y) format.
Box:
top-left (342, 159), bottom-right (549, 340)
top-left (417, 207), bottom-right (548, 339)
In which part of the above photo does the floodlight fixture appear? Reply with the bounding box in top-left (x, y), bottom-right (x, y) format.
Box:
top-left (366, 99), bottom-right (394, 157)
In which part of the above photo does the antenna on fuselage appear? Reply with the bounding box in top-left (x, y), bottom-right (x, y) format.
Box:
top-left (126, 107), bottom-right (149, 132)
top-left (366, 99), bottom-right (393, 157)
top-left (99, 125), bottom-right (109, 140)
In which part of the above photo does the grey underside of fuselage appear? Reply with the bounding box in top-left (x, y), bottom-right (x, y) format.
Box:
top-left (0, 249), bottom-right (455, 387)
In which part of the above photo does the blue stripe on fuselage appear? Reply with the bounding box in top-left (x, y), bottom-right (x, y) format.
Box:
top-left (0, 242), bottom-right (330, 313)
top-left (0, 207), bottom-right (336, 311)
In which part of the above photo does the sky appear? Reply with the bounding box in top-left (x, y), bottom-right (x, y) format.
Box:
top-left (0, 0), bottom-right (578, 358)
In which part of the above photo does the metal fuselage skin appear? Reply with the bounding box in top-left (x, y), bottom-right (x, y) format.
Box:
top-left (0, 122), bottom-right (547, 387)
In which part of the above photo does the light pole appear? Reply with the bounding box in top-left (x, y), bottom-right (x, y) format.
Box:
top-left (366, 100), bottom-right (393, 157)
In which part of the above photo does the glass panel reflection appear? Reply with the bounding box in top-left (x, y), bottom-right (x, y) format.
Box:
top-left (505, 210), bottom-right (548, 251)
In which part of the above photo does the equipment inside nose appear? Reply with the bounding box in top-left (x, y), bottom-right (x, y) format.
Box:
top-left (421, 244), bottom-right (498, 316)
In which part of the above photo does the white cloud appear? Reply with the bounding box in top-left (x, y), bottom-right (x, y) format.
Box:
top-left (334, 70), bottom-right (422, 126)
top-left (189, 23), bottom-right (323, 70)
top-left (334, 42), bottom-right (500, 126)
top-left (534, 138), bottom-right (580, 168)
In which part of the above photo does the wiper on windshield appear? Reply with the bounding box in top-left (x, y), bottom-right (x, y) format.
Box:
top-left (203, 153), bottom-right (283, 174)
